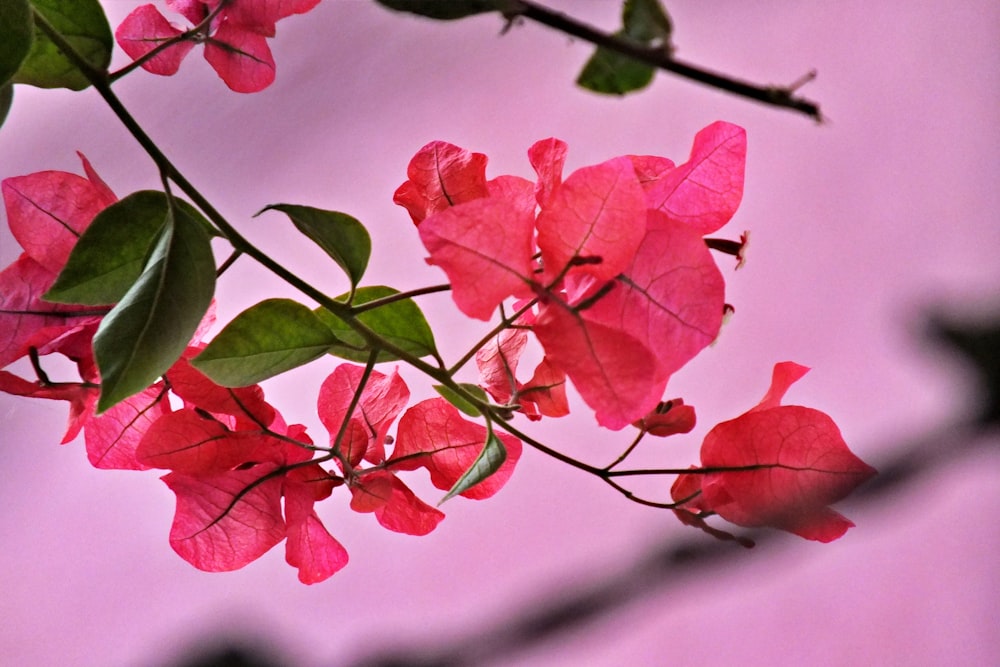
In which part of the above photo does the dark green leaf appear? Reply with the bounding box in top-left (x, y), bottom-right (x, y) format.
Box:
top-left (258, 204), bottom-right (371, 290)
top-left (622, 0), bottom-right (672, 45)
top-left (0, 0), bottom-right (33, 86)
top-left (94, 202), bottom-right (216, 413)
top-left (374, 0), bottom-right (512, 20)
top-left (314, 285), bottom-right (437, 363)
top-left (193, 298), bottom-right (340, 387)
top-left (0, 83), bottom-right (13, 131)
top-left (14, 0), bottom-right (112, 90)
top-left (45, 191), bottom-right (169, 305)
top-left (433, 383), bottom-right (489, 417)
top-left (577, 35), bottom-right (655, 96)
top-left (439, 423), bottom-right (507, 504)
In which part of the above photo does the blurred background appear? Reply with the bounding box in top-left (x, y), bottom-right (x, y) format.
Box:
top-left (1, 2), bottom-right (997, 665)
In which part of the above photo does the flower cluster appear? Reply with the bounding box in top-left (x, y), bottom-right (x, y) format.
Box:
top-left (0, 158), bottom-right (520, 583)
top-left (115, 0), bottom-right (322, 92)
top-left (397, 122), bottom-right (746, 430)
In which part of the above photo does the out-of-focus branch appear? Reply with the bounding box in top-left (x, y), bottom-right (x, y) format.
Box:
top-left (348, 309), bottom-right (1000, 667)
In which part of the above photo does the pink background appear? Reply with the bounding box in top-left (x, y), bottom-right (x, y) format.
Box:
top-left (1, 2), bottom-right (998, 665)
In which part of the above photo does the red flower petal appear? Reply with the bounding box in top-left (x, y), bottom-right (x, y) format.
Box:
top-left (536, 156), bottom-right (647, 283)
top-left (203, 19), bottom-right (276, 93)
top-left (164, 464), bottom-right (286, 571)
top-left (348, 469), bottom-right (444, 536)
top-left (85, 383), bottom-right (170, 470)
top-left (419, 197), bottom-right (535, 320)
top-left (528, 137), bottom-right (567, 207)
top-left (391, 398), bottom-right (522, 500)
top-left (115, 4), bottom-right (195, 76)
top-left (317, 364), bottom-right (410, 465)
top-left (645, 121), bottom-right (746, 234)
top-left (393, 141), bottom-right (489, 224)
top-left (533, 305), bottom-right (662, 430)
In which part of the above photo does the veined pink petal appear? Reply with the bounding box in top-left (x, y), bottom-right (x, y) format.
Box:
top-left (85, 383), bottom-right (170, 470)
top-left (391, 398), bottom-right (522, 500)
top-left (394, 141), bottom-right (490, 224)
top-left (224, 0), bottom-right (323, 35)
top-left (348, 470), bottom-right (444, 536)
top-left (692, 364), bottom-right (877, 542)
top-left (520, 356), bottom-right (569, 418)
top-left (645, 121), bottom-right (746, 234)
top-left (203, 19), bottom-right (275, 93)
top-left (628, 154), bottom-right (676, 190)
top-left (135, 408), bottom-right (285, 473)
top-left (533, 303), bottom-right (662, 430)
top-left (115, 4), bottom-right (195, 76)
top-left (164, 464), bottom-right (286, 571)
top-left (3, 166), bottom-right (114, 274)
top-left (475, 326), bottom-right (529, 404)
top-left (317, 364), bottom-right (409, 464)
top-left (419, 197), bottom-right (535, 320)
top-left (536, 156), bottom-right (646, 283)
top-left (581, 213), bottom-right (725, 381)
top-left (528, 137), bottom-right (568, 207)
top-left (284, 465), bottom-right (348, 584)
top-left (166, 351), bottom-right (276, 428)
top-left (700, 407), bottom-right (876, 542)
top-left (0, 254), bottom-right (99, 369)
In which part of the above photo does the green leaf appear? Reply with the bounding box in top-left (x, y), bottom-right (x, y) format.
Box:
top-left (45, 191), bottom-right (215, 305)
top-left (13, 0), bottom-right (112, 91)
top-left (258, 204), bottom-right (371, 291)
top-left (433, 383), bottom-right (489, 417)
top-left (0, 0), bottom-right (33, 86)
top-left (374, 0), bottom-right (512, 20)
top-left (622, 0), bottom-right (672, 45)
top-left (314, 285), bottom-right (437, 364)
top-left (192, 298), bottom-right (340, 387)
top-left (94, 201), bottom-right (216, 413)
top-left (439, 422), bottom-right (507, 504)
top-left (0, 83), bottom-right (13, 131)
top-left (46, 191), bottom-right (164, 305)
top-left (577, 32), bottom-right (655, 96)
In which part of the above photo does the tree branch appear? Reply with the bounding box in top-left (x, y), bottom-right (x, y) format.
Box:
top-left (510, 0), bottom-right (822, 121)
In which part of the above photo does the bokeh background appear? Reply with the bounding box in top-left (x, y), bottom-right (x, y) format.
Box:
top-left (1, 2), bottom-right (998, 665)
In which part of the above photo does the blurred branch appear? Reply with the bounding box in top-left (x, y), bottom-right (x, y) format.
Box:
top-left (509, 0), bottom-right (822, 120)
top-left (349, 310), bottom-right (1000, 667)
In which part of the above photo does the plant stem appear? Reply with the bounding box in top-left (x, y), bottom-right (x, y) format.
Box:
top-left (510, 0), bottom-right (822, 121)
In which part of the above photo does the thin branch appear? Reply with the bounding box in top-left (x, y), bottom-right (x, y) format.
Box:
top-left (510, 0), bottom-right (822, 121)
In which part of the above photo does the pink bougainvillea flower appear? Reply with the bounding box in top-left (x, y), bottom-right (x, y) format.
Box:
top-left (391, 397), bottom-right (522, 500)
top-left (535, 155), bottom-right (647, 284)
top-left (633, 398), bottom-right (696, 437)
top-left (2, 153), bottom-right (117, 274)
top-left (398, 129), bottom-right (741, 430)
top-left (115, 0), bottom-right (321, 92)
top-left (317, 363), bottom-right (444, 536)
top-left (644, 120), bottom-right (746, 235)
top-left (0, 156), bottom-right (113, 432)
top-left (85, 383), bottom-right (171, 469)
top-left (147, 373), bottom-right (347, 583)
top-left (672, 362), bottom-right (877, 542)
top-left (393, 140), bottom-right (490, 224)
top-left (318, 365), bottom-right (522, 535)
top-left (317, 363), bottom-right (409, 465)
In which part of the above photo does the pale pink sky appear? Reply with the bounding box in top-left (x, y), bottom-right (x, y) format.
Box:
top-left (1, 2), bottom-right (998, 665)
